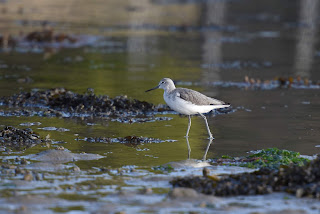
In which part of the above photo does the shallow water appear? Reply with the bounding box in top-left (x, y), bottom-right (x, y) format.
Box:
top-left (1, 0), bottom-right (320, 161)
top-left (0, 0), bottom-right (320, 212)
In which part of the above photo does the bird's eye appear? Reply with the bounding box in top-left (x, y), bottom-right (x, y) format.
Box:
top-left (161, 81), bottom-right (164, 84)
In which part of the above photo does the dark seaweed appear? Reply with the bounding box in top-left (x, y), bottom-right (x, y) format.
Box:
top-left (171, 155), bottom-right (320, 199)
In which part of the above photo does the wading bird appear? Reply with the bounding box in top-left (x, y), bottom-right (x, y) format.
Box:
top-left (146, 78), bottom-right (230, 139)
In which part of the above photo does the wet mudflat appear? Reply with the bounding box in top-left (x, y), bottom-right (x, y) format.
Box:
top-left (0, 0), bottom-right (320, 213)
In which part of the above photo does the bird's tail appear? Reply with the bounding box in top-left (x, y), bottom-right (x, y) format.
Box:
top-left (211, 104), bottom-right (230, 110)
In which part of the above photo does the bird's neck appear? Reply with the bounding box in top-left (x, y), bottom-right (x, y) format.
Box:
top-left (165, 85), bottom-right (175, 94)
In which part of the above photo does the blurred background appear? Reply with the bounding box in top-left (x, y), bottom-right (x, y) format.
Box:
top-left (0, 0), bottom-right (319, 166)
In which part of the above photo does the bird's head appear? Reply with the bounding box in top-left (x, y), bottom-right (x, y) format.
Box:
top-left (145, 78), bottom-right (175, 92)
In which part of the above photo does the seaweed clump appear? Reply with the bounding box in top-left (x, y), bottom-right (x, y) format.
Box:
top-left (0, 126), bottom-right (44, 150)
top-left (171, 155), bottom-right (320, 199)
top-left (82, 135), bottom-right (163, 147)
top-left (0, 88), bottom-right (159, 118)
top-left (0, 29), bottom-right (79, 50)
top-left (25, 29), bottom-right (77, 43)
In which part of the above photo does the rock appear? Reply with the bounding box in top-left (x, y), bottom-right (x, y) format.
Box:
top-left (296, 188), bottom-right (304, 198)
top-left (27, 149), bottom-right (104, 163)
top-left (72, 166), bottom-right (81, 172)
top-left (169, 187), bottom-right (199, 199)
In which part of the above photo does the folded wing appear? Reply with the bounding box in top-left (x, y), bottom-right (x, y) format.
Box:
top-left (176, 88), bottom-right (229, 106)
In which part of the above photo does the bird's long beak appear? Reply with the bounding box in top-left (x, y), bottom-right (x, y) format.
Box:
top-left (145, 85), bottom-right (159, 92)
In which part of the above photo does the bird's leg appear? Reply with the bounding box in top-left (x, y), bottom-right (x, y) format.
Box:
top-left (185, 115), bottom-right (192, 138)
top-left (198, 113), bottom-right (214, 139)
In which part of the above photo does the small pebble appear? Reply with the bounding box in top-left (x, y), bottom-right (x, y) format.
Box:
top-left (23, 171), bottom-right (33, 181)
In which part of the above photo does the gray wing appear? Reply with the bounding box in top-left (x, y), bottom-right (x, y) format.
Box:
top-left (176, 88), bottom-right (227, 105)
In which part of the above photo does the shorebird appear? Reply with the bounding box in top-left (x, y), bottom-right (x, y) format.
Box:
top-left (146, 78), bottom-right (230, 139)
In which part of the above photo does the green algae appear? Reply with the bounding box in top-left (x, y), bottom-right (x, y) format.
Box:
top-left (152, 164), bottom-right (174, 173)
top-left (51, 206), bottom-right (85, 213)
top-left (77, 176), bottom-right (125, 187)
top-left (148, 187), bottom-right (170, 194)
top-left (221, 155), bottom-right (233, 159)
top-left (57, 193), bottom-right (97, 201)
top-left (234, 148), bottom-right (310, 169)
top-left (0, 189), bottom-right (15, 197)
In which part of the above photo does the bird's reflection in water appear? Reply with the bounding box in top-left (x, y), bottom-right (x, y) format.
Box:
top-left (185, 137), bottom-right (213, 161)
top-left (186, 137), bottom-right (191, 159)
